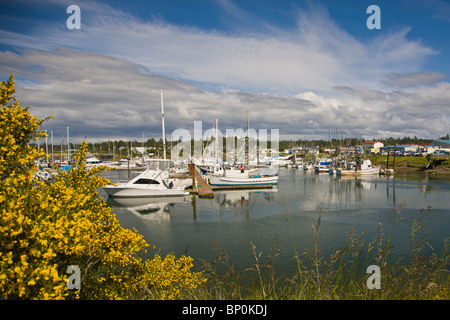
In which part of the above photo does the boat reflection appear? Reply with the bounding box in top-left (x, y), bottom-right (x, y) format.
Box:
top-left (214, 187), bottom-right (278, 208)
top-left (106, 196), bottom-right (187, 221)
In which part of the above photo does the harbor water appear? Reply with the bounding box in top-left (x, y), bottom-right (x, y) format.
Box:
top-left (100, 168), bottom-right (450, 277)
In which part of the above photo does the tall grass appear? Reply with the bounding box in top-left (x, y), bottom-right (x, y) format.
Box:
top-left (181, 199), bottom-right (450, 300)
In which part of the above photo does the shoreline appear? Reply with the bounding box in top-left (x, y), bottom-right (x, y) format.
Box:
top-left (393, 166), bottom-right (450, 175)
top-left (369, 155), bottom-right (450, 176)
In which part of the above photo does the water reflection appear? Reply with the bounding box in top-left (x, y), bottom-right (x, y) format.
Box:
top-left (102, 168), bottom-right (450, 275)
top-left (106, 196), bottom-right (187, 222)
top-left (102, 169), bottom-right (450, 221)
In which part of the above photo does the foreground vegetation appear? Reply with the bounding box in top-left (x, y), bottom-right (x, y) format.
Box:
top-left (1, 74), bottom-right (449, 300)
top-left (1, 75), bottom-right (205, 299)
top-left (185, 206), bottom-right (450, 300)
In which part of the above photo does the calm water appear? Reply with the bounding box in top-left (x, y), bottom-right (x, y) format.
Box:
top-left (100, 169), bottom-right (450, 276)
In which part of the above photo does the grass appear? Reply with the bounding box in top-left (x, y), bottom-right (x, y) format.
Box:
top-left (369, 155), bottom-right (450, 170)
top-left (179, 200), bottom-right (450, 300)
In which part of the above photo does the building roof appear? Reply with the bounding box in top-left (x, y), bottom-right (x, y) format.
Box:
top-left (380, 144), bottom-right (418, 148)
top-left (432, 139), bottom-right (450, 147)
top-left (363, 141), bottom-right (382, 144)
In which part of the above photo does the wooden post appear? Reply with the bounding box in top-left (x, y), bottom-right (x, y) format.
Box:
top-left (393, 145), bottom-right (396, 171)
top-left (188, 163), bottom-right (196, 191)
top-left (386, 147), bottom-right (390, 170)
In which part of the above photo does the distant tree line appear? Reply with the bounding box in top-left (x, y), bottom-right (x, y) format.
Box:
top-left (32, 134), bottom-right (447, 158)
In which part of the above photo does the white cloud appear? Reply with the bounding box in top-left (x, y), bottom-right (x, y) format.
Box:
top-left (0, 1), bottom-right (439, 93)
top-left (383, 72), bottom-right (447, 88)
top-left (0, 1), bottom-right (448, 142)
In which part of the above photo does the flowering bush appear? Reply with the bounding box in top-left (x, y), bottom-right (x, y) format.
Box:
top-left (0, 74), bottom-right (205, 299)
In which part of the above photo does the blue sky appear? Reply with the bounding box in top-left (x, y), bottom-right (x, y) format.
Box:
top-left (0, 0), bottom-right (449, 142)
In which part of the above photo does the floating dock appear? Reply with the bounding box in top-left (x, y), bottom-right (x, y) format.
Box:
top-left (188, 164), bottom-right (214, 198)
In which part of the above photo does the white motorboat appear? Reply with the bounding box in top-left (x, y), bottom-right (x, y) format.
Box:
top-left (85, 155), bottom-right (103, 170)
top-left (102, 159), bottom-right (189, 198)
top-left (268, 156), bottom-right (293, 167)
top-left (115, 158), bottom-right (138, 169)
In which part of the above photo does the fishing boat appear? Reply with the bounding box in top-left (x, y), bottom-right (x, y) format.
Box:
top-left (336, 159), bottom-right (380, 176)
top-left (358, 159), bottom-right (380, 175)
top-left (102, 159), bottom-right (189, 198)
top-left (314, 158), bottom-right (332, 173)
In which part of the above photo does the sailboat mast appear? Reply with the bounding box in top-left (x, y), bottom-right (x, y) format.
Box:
top-left (215, 118), bottom-right (219, 164)
top-left (51, 130), bottom-right (54, 166)
top-left (67, 126), bottom-right (70, 164)
top-left (245, 110), bottom-right (249, 166)
top-left (160, 90), bottom-right (167, 160)
top-left (45, 129), bottom-right (49, 164)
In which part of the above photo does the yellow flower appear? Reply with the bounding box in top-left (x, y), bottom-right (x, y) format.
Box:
top-left (1, 74), bottom-right (206, 300)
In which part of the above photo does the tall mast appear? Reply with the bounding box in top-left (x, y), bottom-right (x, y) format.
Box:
top-left (45, 129), bottom-right (48, 164)
top-left (245, 110), bottom-right (249, 166)
top-left (67, 126), bottom-right (70, 164)
top-left (51, 130), bottom-right (54, 166)
top-left (215, 118), bottom-right (219, 164)
top-left (160, 90), bottom-right (166, 160)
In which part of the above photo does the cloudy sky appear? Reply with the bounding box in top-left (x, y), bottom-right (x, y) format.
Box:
top-left (0, 0), bottom-right (449, 143)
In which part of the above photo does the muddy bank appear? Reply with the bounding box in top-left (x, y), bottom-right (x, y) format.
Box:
top-left (370, 155), bottom-right (450, 175)
top-left (393, 166), bottom-right (450, 175)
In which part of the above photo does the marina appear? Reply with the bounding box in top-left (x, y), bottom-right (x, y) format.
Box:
top-left (101, 167), bottom-right (450, 277)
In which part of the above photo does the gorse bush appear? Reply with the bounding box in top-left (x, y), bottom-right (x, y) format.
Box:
top-left (1, 73), bottom-right (448, 300)
top-left (0, 74), bottom-right (206, 299)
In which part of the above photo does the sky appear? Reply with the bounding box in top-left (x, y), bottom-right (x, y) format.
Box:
top-left (0, 0), bottom-right (449, 143)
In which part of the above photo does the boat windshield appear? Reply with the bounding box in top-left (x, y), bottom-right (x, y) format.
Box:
top-left (133, 178), bottom-right (160, 185)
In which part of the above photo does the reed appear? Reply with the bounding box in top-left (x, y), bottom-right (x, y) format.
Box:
top-left (182, 199), bottom-right (450, 300)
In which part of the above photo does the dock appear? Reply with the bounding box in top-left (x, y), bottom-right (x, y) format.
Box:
top-left (188, 164), bottom-right (214, 197)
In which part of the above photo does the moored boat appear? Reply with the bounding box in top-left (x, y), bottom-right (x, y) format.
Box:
top-left (208, 165), bottom-right (278, 187)
top-left (102, 159), bottom-right (189, 198)
top-left (336, 159), bottom-right (380, 176)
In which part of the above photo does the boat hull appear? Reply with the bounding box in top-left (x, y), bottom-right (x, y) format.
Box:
top-left (103, 185), bottom-right (188, 198)
top-left (209, 176), bottom-right (278, 186)
top-left (336, 167), bottom-right (380, 175)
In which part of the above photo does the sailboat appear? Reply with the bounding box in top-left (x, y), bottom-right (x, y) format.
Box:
top-left (102, 90), bottom-right (189, 198)
top-left (208, 167), bottom-right (278, 187)
top-left (207, 111), bottom-right (278, 187)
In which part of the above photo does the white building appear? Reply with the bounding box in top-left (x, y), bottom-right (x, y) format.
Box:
top-left (362, 141), bottom-right (384, 153)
